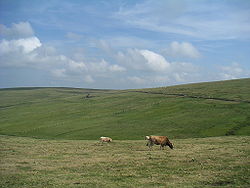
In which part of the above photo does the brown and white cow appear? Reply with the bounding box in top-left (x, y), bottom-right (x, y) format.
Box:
top-left (146, 135), bottom-right (173, 150)
top-left (100, 136), bottom-right (112, 143)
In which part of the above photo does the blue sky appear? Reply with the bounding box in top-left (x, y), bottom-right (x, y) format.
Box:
top-left (0, 0), bottom-right (250, 89)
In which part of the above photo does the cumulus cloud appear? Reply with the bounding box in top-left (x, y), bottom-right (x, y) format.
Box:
top-left (3, 21), bottom-right (241, 89)
top-left (126, 62), bottom-right (199, 87)
top-left (0, 39), bottom-right (68, 69)
top-left (114, 48), bottom-right (201, 87)
top-left (83, 59), bottom-right (126, 75)
top-left (0, 22), bottom-right (203, 88)
top-left (219, 63), bottom-right (250, 80)
top-left (116, 48), bottom-right (196, 74)
top-left (84, 75), bottom-right (95, 83)
top-left (116, 49), bottom-right (171, 72)
top-left (0, 37), bottom-right (41, 54)
top-left (0, 37), bottom-right (43, 67)
top-left (0, 22), bottom-right (34, 39)
top-left (139, 49), bottom-right (170, 71)
top-left (68, 60), bottom-right (87, 73)
top-left (128, 76), bottom-right (147, 85)
top-left (0, 38), bottom-right (126, 78)
top-left (109, 64), bottom-right (126, 72)
top-left (51, 69), bottom-right (66, 78)
top-left (116, 49), bottom-right (144, 70)
top-left (0, 22), bottom-right (128, 86)
top-left (164, 41), bottom-right (200, 58)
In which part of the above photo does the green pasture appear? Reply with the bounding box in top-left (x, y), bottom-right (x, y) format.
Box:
top-left (0, 79), bottom-right (250, 140)
top-left (0, 135), bottom-right (249, 188)
top-left (0, 78), bottom-right (250, 187)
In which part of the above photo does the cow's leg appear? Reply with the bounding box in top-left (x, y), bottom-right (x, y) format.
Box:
top-left (148, 142), bottom-right (153, 150)
top-left (160, 144), bottom-right (165, 150)
top-left (148, 145), bottom-right (151, 150)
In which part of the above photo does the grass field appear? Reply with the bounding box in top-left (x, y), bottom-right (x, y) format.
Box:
top-left (0, 135), bottom-right (249, 188)
top-left (0, 78), bottom-right (250, 187)
top-left (0, 78), bottom-right (250, 140)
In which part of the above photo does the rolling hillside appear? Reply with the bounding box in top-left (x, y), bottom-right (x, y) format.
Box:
top-left (0, 78), bottom-right (250, 140)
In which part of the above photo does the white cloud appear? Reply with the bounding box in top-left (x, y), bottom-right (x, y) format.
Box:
top-left (51, 69), bottom-right (66, 78)
top-left (68, 60), bottom-right (87, 72)
top-left (219, 63), bottom-right (250, 80)
top-left (0, 22), bottom-right (34, 39)
top-left (114, 1), bottom-right (250, 40)
top-left (109, 64), bottom-right (126, 72)
top-left (0, 37), bottom-right (41, 54)
top-left (139, 49), bottom-right (170, 71)
top-left (0, 23), bottom-right (127, 85)
top-left (0, 37), bottom-right (126, 80)
top-left (116, 49), bottom-right (171, 72)
top-left (98, 37), bottom-right (153, 49)
top-left (84, 75), bottom-right (95, 83)
top-left (116, 49), bottom-right (144, 71)
top-left (126, 62), bottom-right (199, 87)
top-left (90, 60), bottom-right (109, 73)
top-left (0, 30), bottom-right (126, 86)
top-left (114, 48), bottom-right (201, 87)
top-left (0, 22), bottom-right (203, 88)
top-left (84, 59), bottom-right (126, 74)
top-left (34, 45), bottom-right (57, 56)
top-left (47, 56), bottom-right (126, 81)
top-left (95, 39), bottom-right (113, 54)
top-left (13, 37), bottom-right (41, 53)
top-left (164, 41), bottom-right (200, 58)
top-left (0, 39), bottom-right (13, 54)
top-left (4, 20), bottom-right (248, 89)
top-left (128, 76), bottom-right (146, 85)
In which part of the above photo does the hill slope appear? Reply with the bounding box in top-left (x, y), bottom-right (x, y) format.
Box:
top-left (0, 79), bottom-right (250, 140)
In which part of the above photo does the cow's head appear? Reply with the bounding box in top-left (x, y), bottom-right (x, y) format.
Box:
top-left (168, 142), bottom-right (174, 149)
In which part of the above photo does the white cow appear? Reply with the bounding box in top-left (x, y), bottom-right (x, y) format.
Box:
top-left (100, 136), bottom-right (112, 143)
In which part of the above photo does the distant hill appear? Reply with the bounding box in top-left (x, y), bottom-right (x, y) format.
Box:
top-left (0, 78), bottom-right (249, 140)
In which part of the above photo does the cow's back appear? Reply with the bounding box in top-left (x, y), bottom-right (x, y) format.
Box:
top-left (150, 136), bottom-right (167, 144)
top-left (100, 136), bottom-right (112, 142)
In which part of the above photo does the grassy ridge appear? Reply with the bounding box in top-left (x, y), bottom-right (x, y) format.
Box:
top-left (141, 78), bottom-right (250, 102)
top-left (0, 79), bottom-right (250, 140)
top-left (0, 135), bottom-right (249, 187)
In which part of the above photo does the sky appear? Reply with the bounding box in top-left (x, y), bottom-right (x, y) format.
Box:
top-left (0, 0), bottom-right (250, 89)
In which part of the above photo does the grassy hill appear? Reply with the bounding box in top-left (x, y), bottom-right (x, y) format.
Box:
top-left (0, 78), bottom-right (250, 140)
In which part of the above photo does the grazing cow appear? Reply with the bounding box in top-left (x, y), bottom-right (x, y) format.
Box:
top-left (146, 135), bottom-right (173, 150)
top-left (100, 136), bottom-right (112, 143)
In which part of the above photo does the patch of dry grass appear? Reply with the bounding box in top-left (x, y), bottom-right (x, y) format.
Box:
top-left (0, 135), bottom-right (249, 187)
